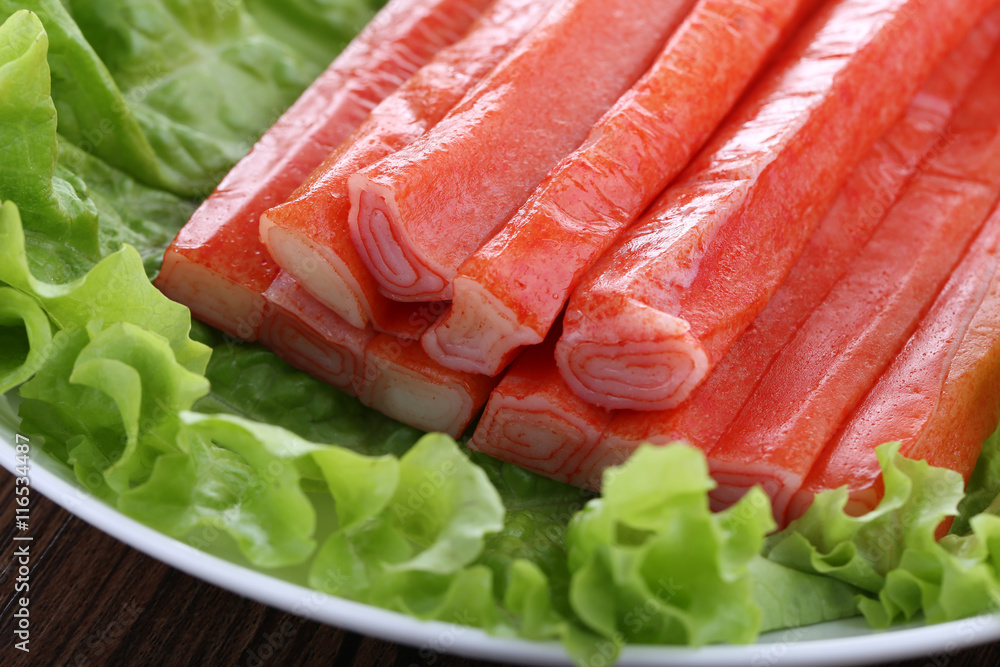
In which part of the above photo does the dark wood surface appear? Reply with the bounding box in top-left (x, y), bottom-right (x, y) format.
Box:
top-left (3, 468), bottom-right (998, 667)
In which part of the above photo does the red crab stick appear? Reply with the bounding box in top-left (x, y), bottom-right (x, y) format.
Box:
top-left (258, 272), bottom-right (377, 395)
top-left (593, 14), bottom-right (1000, 474)
top-left (358, 334), bottom-right (499, 437)
top-left (555, 0), bottom-right (997, 411)
top-left (156, 0), bottom-right (491, 340)
top-left (790, 204), bottom-right (1000, 522)
top-left (708, 53), bottom-right (1000, 526)
top-left (348, 0), bottom-right (697, 302)
top-left (469, 332), bottom-right (612, 488)
top-left (423, 0), bottom-right (818, 376)
top-left (259, 0), bottom-right (555, 335)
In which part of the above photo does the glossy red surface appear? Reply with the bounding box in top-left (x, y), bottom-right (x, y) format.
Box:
top-left (795, 204), bottom-right (1000, 521)
top-left (262, 0), bottom-right (549, 334)
top-left (709, 51), bottom-right (1000, 524)
top-left (156, 0), bottom-right (490, 338)
top-left (350, 0), bottom-right (697, 301)
top-left (556, 0), bottom-right (997, 412)
top-left (600, 12), bottom-right (1000, 458)
top-left (428, 0), bottom-right (816, 376)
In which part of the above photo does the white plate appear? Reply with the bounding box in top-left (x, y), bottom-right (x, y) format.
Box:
top-left (3, 408), bottom-right (1000, 667)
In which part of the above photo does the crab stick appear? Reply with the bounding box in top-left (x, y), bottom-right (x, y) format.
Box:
top-left (555, 0), bottom-right (997, 411)
top-left (259, 0), bottom-right (555, 335)
top-left (423, 0), bottom-right (817, 376)
top-left (707, 52), bottom-right (1000, 526)
top-left (258, 272), bottom-right (377, 395)
top-left (591, 13), bottom-right (1000, 472)
top-left (348, 0), bottom-right (697, 302)
top-left (358, 334), bottom-right (498, 437)
top-left (156, 0), bottom-right (491, 340)
top-left (789, 205), bottom-right (1000, 522)
top-left (469, 332), bottom-right (612, 488)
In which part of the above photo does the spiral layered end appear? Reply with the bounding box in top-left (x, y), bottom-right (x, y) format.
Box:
top-left (348, 175), bottom-right (452, 301)
top-left (423, 276), bottom-right (543, 376)
top-left (556, 297), bottom-right (710, 411)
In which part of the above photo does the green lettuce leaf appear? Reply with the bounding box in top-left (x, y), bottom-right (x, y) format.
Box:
top-left (0, 8), bottom-right (195, 281)
top-left (0, 200), bottom-right (210, 373)
top-left (565, 444), bottom-right (776, 652)
top-left (57, 138), bottom-right (196, 276)
top-left (955, 426), bottom-right (1000, 535)
top-left (309, 433), bottom-right (506, 621)
top-left (245, 0), bottom-right (384, 66)
top-left (0, 286), bottom-right (52, 394)
top-left (1, 0), bottom-right (319, 197)
top-left (768, 443), bottom-right (1000, 628)
top-left (18, 321), bottom-right (208, 495)
top-left (0, 9), bottom-right (101, 280)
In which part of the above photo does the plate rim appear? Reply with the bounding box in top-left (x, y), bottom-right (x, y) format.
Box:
top-left (3, 429), bottom-right (1000, 667)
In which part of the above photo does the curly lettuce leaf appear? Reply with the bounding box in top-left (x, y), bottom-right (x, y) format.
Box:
top-left (768, 443), bottom-right (1000, 628)
top-left (0, 286), bottom-right (52, 394)
top-left (955, 426), bottom-right (1000, 535)
top-left (309, 433), bottom-right (505, 616)
top-left (0, 200), bottom-right (210, 373)
top-left (18, 321), bottom-right (208, 495)
top-left (565, 444), bottom-right (776, 653)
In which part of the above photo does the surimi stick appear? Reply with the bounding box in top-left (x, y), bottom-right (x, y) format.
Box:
top-left (348, 0), bottom-right (697, 302)
top-left (555, 0), bottom-right (998, 411)
top-left (469, 333), bottom-right (611, 488)
top-left (789, 205), bottom-right (1000, 522)
top-left (260, 275), bottom-right (491, 435)
top-left (423, 0), bottom-right (819, 376)
top-left (592, 13), bottom-right (1000, 468)
top-left (259, 0), bottom-right (556, 335)
top-left (359, 334), bottom-right (498, 437)
top-left (453, 15), bottom-right (1000, 493)
top-left (707, 49), bottom-right (1000, 526)
top-left (259, 272), bottom-right (377, 395)
top-left (156, 0), bottom-right (492, 340)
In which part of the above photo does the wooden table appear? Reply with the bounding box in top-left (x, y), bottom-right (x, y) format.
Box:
top-left (3, 469), bottom-right (998, 667)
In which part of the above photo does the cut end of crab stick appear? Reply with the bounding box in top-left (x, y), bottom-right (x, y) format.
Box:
top-left (359, 333), bottom-right (497, 437)
top-left (259, 272), bottom-right (376, 394)
top-left (707, 459), bottom-right (802, 526)
top-left (556, 296), bottom-right (710, 411)
top-left (422, 277), bottom-right (544, 376)
top-left (468, 340), bottom-right (611, 487)
top-left (348, 176), bottom-right (452, 301)
top-left (261, 213), bottom-right (371, 330)
top-left (157, 252), bottom-right (267, 341)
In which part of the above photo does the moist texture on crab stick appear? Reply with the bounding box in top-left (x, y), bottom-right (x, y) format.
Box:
top-left (469, 333), bottom-right (612, 489)
top-left (789, 204), bottom-right (1000, 522)
top-left (592, 12), bottom-right (1000, 469)
top-left (554, 0), bottom-right (997, 412)
top-left (259, 273), bottom-right (377, 394)
top-left (259, 0), bottom-right (554, 335)
top-left (423, 0), bottom-right (819, 377)
top-left (348, 0), bottom-right (698, 303)
top-left (359, 334), bottom-right (498, 437)
top-left (156, 0), bottom-right (491, 340)
top-left (706, 52), bottom-right (1000, 526)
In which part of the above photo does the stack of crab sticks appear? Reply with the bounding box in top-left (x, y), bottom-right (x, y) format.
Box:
top-left (160, 0), bottom-right (1000, 525)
